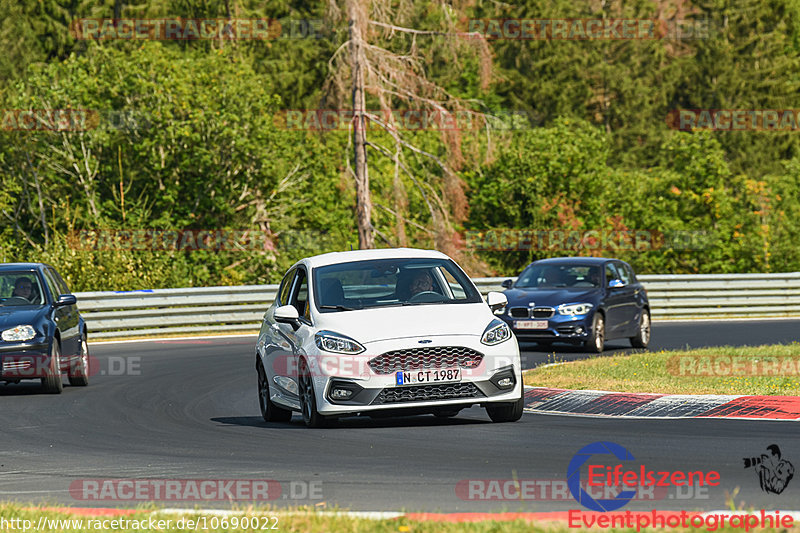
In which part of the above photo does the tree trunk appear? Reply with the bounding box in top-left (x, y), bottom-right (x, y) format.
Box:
top-left (348, 0), bottom-right (374, 249)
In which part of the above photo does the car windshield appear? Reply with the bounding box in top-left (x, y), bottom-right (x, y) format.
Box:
top-left (515, 264), bottom-right (601, 289)
top-left (313, 258), bottom-right (482, 311)
top-left (0, 271), bottom-right (46, 306)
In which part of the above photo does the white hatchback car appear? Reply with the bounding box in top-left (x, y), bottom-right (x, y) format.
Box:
top-left (255, 248), bottom-right (523, 427)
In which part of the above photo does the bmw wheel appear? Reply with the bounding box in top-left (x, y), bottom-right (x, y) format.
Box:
top-left (257, 360), bottom-right (292, 422)
top-left (41, 341), bottom-right (63, 394)
top-left (584, 313), bottom-right (605, 353)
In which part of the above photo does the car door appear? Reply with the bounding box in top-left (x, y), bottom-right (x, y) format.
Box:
top-left (611, 261), bottom-right (639, 334)
top-left (603, 262), bottom-right (626, 336)
top-left (263, 268), bottom-right (298, 389)
top-left (42, 268), bottom-right (80, 358)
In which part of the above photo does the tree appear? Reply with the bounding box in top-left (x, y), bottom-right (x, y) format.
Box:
top-left (324, 0), bottom-right (493, 250)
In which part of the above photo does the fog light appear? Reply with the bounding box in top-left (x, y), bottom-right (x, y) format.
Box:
top-left (331, 388), bottom-right (353, 400)
top-left (576, 326), bottom-right (584, 335)
top-left (497, 377), bottom-right (513, 388)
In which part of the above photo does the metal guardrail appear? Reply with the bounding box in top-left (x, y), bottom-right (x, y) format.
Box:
top-left (74, 273), bottom-right (800, 338)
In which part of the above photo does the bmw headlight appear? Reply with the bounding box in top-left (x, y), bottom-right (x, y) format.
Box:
top-left (315, 330), bottom-right (365, 354)
top-left (557, 303), bottom-right (594, 316)
top-left (481, 319), bottom-right (511, 345)
top-left (2, 325), bottom-right (36, 342)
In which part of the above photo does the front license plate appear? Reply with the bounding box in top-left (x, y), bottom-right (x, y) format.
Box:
top-left (396, 368), bottom-right (461, 386)
top-left (516, 320), bottom-right (549, 329)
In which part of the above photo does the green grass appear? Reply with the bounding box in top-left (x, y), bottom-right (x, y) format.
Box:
top-left (523, 343), bottom-right (800, 395)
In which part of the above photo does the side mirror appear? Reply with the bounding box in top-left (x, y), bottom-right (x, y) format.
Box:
top-left (274, 305), bottom-right (301, 330)
top-left (608, 279), bottom-right (625, 289)
top-left (486, 291), bottom-right (508, 312)
top-left (501, 279), bottom-right (513, 289)
top-left (55, 294), bottom-right (77, 307)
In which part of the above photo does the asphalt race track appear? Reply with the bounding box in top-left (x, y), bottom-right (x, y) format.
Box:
top-left (1, 320), bottom-right (799, 512)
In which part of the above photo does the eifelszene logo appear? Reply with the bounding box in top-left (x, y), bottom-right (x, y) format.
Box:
top-left (567, 441), bottom-right (721, 512)
top-left (743, 445), bottom-right (794, 494)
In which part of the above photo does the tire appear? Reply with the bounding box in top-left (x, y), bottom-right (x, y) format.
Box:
top-left (298, 358), bottom-right (329, 428)
top-left (68, 337), bottom-right (90, 386)
top-left (630, 310), bottom-right (651, 349)
top-left (486, 392), bottom-right (524, 423)
top-left (257, 360), bottom-right (292, 422)
top-left (41, 341), bottom-right (63, 394)
top-left (583, 313), bottom-right (605, 353)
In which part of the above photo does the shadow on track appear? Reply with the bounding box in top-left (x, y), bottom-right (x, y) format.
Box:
top-left (212, 412), bottom-right (488, 430)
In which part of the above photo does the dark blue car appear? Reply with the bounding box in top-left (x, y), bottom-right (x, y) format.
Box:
top-left (0, 263), bottom-right (89, 393)
top-left (498, 257), bottom-right (650, 352)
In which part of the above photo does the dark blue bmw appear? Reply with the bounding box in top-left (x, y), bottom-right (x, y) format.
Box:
top-left (0, 263), bottom-right (89, 393)
top-left (497, 257), bottom-right (650, 352)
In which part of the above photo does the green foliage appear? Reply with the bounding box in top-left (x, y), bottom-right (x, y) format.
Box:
top-left (3, 0), bottom-right (800, 284)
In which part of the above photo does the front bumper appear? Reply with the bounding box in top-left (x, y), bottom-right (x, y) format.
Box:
top-left (500, 313), bottom-right (593, 343)
top-left (0, 338), bottom-right (51, 380)
top-left (309, 335), bottom-right (522, 416)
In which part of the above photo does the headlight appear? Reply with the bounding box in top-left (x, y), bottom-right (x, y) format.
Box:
top-left (557, 303), bottom-right (594, 316)
top-left (493, 305), bottom-right (506, 316)
top-left (2, 325), bottom-right (36, 342)
top-left (315, 330), bottom-right (365, 354)
top-left (481, 319), bottom-right (511, 345)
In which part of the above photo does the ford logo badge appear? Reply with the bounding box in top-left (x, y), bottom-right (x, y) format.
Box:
top-left (418, 339), bottom-right (432, 344)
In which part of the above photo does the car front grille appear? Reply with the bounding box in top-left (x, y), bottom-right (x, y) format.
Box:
top-left (369, 347), bottom-right (484, 375)
top-left (531, 307), bottom-right (555, 318)
top-left (372, 382), bottom-right (484, 404)
top-left (509, 307), bottom-right (529, 318)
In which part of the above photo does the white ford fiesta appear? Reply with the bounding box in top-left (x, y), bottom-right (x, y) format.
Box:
top-left (255, 248), bottom-right (523, 427)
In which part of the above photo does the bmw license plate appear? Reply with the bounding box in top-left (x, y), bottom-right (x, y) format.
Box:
top-left (516, 320), bottom-right (548, 329)
top-left (396, 368), bottom-right (461, 386)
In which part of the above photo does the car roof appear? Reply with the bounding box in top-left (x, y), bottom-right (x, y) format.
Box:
top-left (299, 248), bottom-right (450, 269)
top-left (529, 256), bottom-right (619, 266)
top-left (0, 263), bottom-right (50, 272)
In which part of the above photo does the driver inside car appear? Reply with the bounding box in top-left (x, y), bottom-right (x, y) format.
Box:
top-left (408, 270), bottom-right (433, 296)
top-left (396, 270), bottom-right (435, 300)
top-left (11, 277), bottom-right (33, 302)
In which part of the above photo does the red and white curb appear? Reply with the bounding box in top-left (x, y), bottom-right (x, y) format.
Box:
top-left (523, 387), bottom-right (800, 420)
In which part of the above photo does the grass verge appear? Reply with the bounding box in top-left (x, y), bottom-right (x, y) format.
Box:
top-left (2, 505), bottom-right (798, 533)
top-left (522, 343), bottom-right (800, 395)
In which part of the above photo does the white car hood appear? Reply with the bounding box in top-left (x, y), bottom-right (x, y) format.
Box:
top-left (315, 302), bottom-right (494, 344)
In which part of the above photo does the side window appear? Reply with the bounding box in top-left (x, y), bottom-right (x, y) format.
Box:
top-left (42, 270), bottom-right (60, 301)
top-left (52, 270), bottom-right (71, 295)
top-left (623, 263), bottom-right (637, 283)
top-left (604, 264), bottom-right (620, 286)
top-left (278, 269), bottom-right (295, 306)
top-left (615, 262), bottom-right (632, 285)
top-left (435, 266), bottom-right (466, 299)
top-left (289, 268), bottom-right (310, 320)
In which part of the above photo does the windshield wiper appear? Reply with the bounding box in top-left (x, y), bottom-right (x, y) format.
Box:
top-left (319, 304), bottom-right (359, 311)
